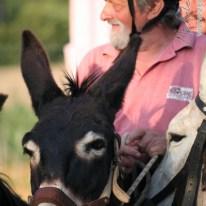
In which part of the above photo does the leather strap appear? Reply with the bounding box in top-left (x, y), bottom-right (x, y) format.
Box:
top-left (195, 95), bottom-right (206, 116)
top-left (202, 149), bottom-right (206, 190)
top-left (30, 187), bottom-right (76, 206)
top-left (180, 119), bottom-right (206, 206)
top-left (30, 187), bottom-right (110, 206)
top-left (127, 0), bottom-right (137, 35)
top-left (112, 167), bottom-right (130, 203)
top-left (83, 197), bottom-right (109, 206)
top-left (150, 167), bottom-right (186, 205)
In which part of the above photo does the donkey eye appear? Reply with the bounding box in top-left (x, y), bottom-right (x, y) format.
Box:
top-left (75, 131), bottom-right (107, 160)
top-left (87, 139), bottom-right (106, 151)
top-left (23, 140), bottom-right (40, 166)
top-left (169, 133), bottom-right (186, 142)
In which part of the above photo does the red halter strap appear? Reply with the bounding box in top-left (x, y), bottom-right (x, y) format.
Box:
top-left (29, 187), bottom-right (110, 206)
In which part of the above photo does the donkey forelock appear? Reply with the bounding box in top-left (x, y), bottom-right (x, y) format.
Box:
top-left (21, 30), bottom-right (142, 204)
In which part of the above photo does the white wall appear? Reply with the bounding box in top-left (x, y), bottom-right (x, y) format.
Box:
top-left (64, 0), bottom-right (110, 76)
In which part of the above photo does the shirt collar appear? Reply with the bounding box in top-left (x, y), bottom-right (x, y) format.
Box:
top-left (101, 23), bottom-right (196, 62)
top-left (102, 44), bottom-right (119, 59)
top-left (157, 23), bottom-right (196, 62)
top-left (173, 22), bottom-right (195, 51)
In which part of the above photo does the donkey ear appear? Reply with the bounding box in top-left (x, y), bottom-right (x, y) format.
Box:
top-left (88, 35), bottom-right (142, 121)
top-left (21, 30), bottom-right (64, 117)
top-left (0, 94), bottom-right (8, 111)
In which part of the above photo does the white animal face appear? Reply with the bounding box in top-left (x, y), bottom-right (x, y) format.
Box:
top-left (167, 101), bottom-right (206, 142)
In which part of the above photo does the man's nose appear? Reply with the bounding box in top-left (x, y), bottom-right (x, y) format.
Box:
top-left (100, 2), bottom-right (114, 21)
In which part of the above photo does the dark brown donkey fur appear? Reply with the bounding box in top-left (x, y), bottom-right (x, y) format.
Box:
top-left (0, 30), bottom-right (142, 206)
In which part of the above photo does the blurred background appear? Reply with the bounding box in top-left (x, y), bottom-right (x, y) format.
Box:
top-left (0, 0), bottom-right (69, 199)
top-left (0, 0), bottom-right (109, 200)
top-left (0, 0), bottom-right (205, 202)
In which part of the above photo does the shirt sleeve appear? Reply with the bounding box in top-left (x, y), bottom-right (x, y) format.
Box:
top-left (77, 44), bottom-right (118, 86)
top-left (77, 50), bottom-right (95, 85)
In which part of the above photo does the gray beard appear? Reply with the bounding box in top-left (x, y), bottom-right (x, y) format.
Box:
top-left (109, 24), bottom-right (130, 50)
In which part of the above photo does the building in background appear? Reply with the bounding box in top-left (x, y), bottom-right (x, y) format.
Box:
top-left (64, 0), bottom-right (206, 75)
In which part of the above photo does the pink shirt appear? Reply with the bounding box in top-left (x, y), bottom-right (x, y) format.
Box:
top-left (77, 24), bottom-right (206, 136)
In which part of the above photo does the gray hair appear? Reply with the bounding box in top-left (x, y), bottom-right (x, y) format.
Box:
top-left (136, 0), bottom-right (183, 29)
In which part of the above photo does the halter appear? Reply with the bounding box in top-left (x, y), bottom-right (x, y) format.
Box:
top-left (127, 0), bottom-right (179, 35)
top-left (29, 187), bottom-right (110, 206)
top-left (111, 133), bottom-right (158, 205)
top-left (127, 0), bottom-right (137, 35)
top-left (195, 95), bottom-right (206, 116)
top-left (29, 167), bottom-right (115, 206)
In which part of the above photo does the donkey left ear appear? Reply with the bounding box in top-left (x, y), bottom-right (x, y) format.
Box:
top-left (21, 30), bottom-right (64, 117)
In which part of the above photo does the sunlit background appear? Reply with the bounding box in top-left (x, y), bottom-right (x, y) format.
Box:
top-left (0, 0), bottom-right (69, 200)
top-left (0, 0), bottom-right (205, 201)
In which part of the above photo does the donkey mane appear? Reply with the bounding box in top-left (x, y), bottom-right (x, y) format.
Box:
top-left (64, 73), bottom-right (100, 97)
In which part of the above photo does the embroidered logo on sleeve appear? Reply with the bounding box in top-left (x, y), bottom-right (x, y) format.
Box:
top-left (167, 86), bottom-right (193, 102)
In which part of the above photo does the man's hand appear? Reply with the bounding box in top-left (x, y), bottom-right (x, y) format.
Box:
top-left (118, 129), bottom-right (167, 172)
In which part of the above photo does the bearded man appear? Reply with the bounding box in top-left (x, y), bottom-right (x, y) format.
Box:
top-left (77, 0), bottom-right (206, 179)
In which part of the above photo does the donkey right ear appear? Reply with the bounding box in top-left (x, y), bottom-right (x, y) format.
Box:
top-left (21, 30), bottom-right (64, 117)
top-left (88, 35), bottom-right (142, 122)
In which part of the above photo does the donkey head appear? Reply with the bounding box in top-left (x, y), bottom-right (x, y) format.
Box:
top-left (21, 31), bottom-right (141, 205)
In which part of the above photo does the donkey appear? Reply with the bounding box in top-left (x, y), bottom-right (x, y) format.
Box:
top-left (1, 31), bottom-right (205, 206)
top-left (19, 30), bottom-right (142, 206)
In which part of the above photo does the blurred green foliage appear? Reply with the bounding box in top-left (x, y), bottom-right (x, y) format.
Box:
top-left (0, 105), bottom-right (37, 163)
top-left (0, 0), bottom-right (69, 66)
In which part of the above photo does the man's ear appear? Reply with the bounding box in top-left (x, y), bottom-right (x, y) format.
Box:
top-left (147, 0), bottom-right (164, 20)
